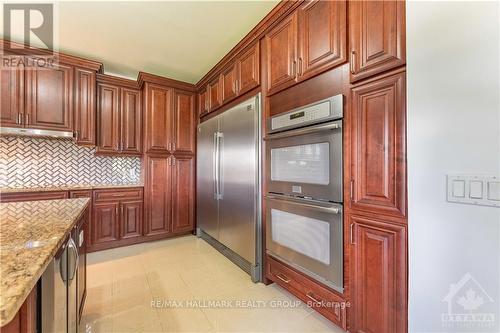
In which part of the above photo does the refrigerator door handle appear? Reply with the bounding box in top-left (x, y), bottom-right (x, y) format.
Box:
top-left (213, 132), bottom-right (218, 199)
top-left (217, 132), bottom-right (224, 200)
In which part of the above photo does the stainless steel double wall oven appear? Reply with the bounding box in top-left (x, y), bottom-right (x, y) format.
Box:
top-left (265, 94), bottom-right (344, 292)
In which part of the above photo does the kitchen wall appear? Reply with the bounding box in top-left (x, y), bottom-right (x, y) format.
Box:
top-left (407, 1), bottom-right (500, 332)
top-left (0, 137), bottom-right (141, 188)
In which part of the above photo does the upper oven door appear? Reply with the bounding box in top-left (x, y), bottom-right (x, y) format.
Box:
top-left (265, 120), bottom-right (342, 203)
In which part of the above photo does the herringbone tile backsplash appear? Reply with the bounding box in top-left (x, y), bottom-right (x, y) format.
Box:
top-left (0, 137), bottom-right (141, 188)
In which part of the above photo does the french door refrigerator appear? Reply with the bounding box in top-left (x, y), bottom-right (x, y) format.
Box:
top-left (196, 94), bottom-right (262, 282)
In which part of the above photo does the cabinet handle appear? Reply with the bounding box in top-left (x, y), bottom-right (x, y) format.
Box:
top-left (25, 114), bottom-right (29, 125)
top-left (172, 142), bottom-right (176, 152)
top-left (350, 179), bottom-right (354, 201)
top-left (298, 57), bottom-right (303, 76)
top-left (115, 205), bottom-right (119, 216)
top-left (17, 113), bottom-right (22, 125)
top-left (167, 142), bottom-right (172, 151)
top-left (172, 157), bottom-right (176, 166)
top-left (306, 292), bottom-right (321, 304)
top-left (74, 131), bottom-right (79, 140)
top-left (350, 223), bottom-right (355, 245)
top-left (350, 51), bottom-right (356, 74)
top-left (233, 81), bottom-right (236, 93)
top-left (276, 273), bottom-right (290, 284)
top-left (168, 156), bottom-right (172, 166)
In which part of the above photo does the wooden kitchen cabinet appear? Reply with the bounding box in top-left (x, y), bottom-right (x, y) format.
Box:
top-left (221, 63), bottom-right (238, 104)
top-left (236, 42), bottom-right (260, 95)
top-left (97, 75), bottom-right (142, 155)
top-left (144, 83), bottom-right (173, 154)
top-left (350, 70), bottom-right (406, 218)
top-left (0, 191), bottom-right (68, 203)
top-left (173, 90), bottom-right (195, 155)
top-left (297, 0), bottom-right (347, 81)
top-left (171, 155), bottom-right (194, 233)
top-left (75, 210), bottom-right (88, 322)
top-left (349, 0), bottom-right (406, 82)
top-left (1, 288), bottom-right (37, 333)
top-left (208, 76), bottom-right (222, 112)
top-left (25, 64), bottom-right (74, 131)
top-left (121, 200), bottom-right (143, 239)
top-left (74, 68), bottom-right (96, 146)
top-left (265, 11), bottom-right (298, 95)
top-left (69, 190), bottom-right (92, 249)
top-left (198, 88), bottom-right (208, 116)
top-left (92, 202), bottom-right (120, 245)
top-left (350, 214), bottom-right (407, 333)
top-left (0, 64), bottom-right (24, 128)
top-left (144, 155), bottom-right (172, 237)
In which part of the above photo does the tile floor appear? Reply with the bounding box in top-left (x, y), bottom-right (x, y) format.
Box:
top-left (81, 235), bottom-right (344, 333)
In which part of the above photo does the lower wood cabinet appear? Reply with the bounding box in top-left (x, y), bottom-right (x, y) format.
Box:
top-left (349, 214), bottom-right (407, 333)
top-left (144, 155), bottom-right (195, 238)
top-left (89, 188), bottom-right (144, 252)
top-left (1, 288), bottom-right (37, 333)
top-left (75, 209), bottom-right (88, 323)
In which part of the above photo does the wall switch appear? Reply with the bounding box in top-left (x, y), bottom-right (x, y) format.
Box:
top-left (447, 175), bottom-right (499, 207)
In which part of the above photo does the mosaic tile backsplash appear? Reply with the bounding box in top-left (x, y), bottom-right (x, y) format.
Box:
top-left (0, 137), bottom-right (141, 188)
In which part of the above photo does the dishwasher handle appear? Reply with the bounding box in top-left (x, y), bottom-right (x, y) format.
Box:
top-left (67, 238), bottom-right (79, 281)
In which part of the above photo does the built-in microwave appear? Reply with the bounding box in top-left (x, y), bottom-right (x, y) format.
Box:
top-left (265, 94), bottom-right (343, 203)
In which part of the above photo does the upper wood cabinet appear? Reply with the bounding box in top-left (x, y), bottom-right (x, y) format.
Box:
top-left (144, 155), bottom-right (172, 237)
top-left (265, 12), bottom-right (298, 95)
top-left (221, 63), bottom-right (238, 104)
top-left (265, 0), bottom-right (347, 95)
top-left (198, 87), bottom-right (208, 117)
top-left (74, 68), bottom-right (96, 146)
top-left (171, 155), bottom-right (195, 233)
top-left (96, 75), bottom-right (142, 156)
top-left (297, 0), bottom-right (347, 80)
top-left (236, 42), bottom-right (260, 95)
top-left (350, 215), bottom-right (407, 333)
top-left (208, 76), bottom-right (222, 112)
top-left (25, 64), bottom-right (74, 131)
top-left (350, 70), bottom-right (406, 218)
top-left (0, 65), bottom-right (24, 128)
top-left (349, 0), bottom-right (406, 82)
top-left (144, 83), bottom-right (173, 154)
top-left (173, 90), bottom-right (195, 155)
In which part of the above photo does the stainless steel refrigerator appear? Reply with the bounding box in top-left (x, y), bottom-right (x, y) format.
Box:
top-left (196, 94), bottom-right (262, 282)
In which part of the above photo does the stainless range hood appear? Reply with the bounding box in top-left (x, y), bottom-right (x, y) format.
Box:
top-left (0, 127), bottom-right (74, 140)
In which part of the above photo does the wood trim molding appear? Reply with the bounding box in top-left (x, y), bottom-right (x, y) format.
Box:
top-left (137, 72), bottom-right (196, 92)
top-left (1, 39), bottom-right (103, 71)
top-left (96, 73), bottom-right (140, 89)
top-left (195, 0), bottom-right (302, 90)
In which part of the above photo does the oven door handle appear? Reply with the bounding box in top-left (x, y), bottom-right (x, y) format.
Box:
top-left (265, 195), bottom-right (341, 214)
top-left (264, 122), bottom-right (341, 140)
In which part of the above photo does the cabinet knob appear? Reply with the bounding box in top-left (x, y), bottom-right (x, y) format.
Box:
top-left (298, 57), bottom-right (303, 76)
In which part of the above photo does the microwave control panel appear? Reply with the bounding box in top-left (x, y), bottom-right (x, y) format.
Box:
top-left (270, 94), bottom-right (343, 132)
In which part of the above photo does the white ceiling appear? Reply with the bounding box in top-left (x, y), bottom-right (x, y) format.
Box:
top-left (2, 1), bottom-right (278, 83)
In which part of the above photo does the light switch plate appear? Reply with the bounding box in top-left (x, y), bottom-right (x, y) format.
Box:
top-left (447, 175), bottom-right (500, 207)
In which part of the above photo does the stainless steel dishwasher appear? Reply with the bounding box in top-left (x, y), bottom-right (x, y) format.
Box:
top-left (41, 233), bottom-right (79, 333)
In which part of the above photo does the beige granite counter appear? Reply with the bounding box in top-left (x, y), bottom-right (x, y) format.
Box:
top-left (0, 184), bottom-right (143, 194)
top-left (0, 198), bottom-right (90, 326)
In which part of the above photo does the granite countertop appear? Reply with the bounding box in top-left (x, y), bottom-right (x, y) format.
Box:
top-left (0, 183), bottom-right (144, 194)
top-left (0, 198), bottom-right (90, 326)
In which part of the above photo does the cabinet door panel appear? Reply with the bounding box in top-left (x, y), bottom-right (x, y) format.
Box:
top-left (93, 202), bottom-right (119, 244)
top-left (121, 88), bottom-right (142, 155)
top-left (144, 84), bottom-right (173, 154)
top-left (25, 64), bottom-right (73, 131)
top-left (0, 65), bottom-right (24, 128)
top-left (173, 90), bottom-right (195, 154)
top-left (221, 63), bottom-right (237, 104)
top-left (172, 156), bottom-right (194, 233)
top-left (350, 215), bottom-right (406, 333)
top-left (74, 68), bottom-right (96, 145)
top-left (208, 78), bottom-right (221, 111)
top-left (298, 0), bottom-right (346, 80)
top-left (349, 0), bottom-right (406, 82)
top-left (96, 83), bottom-right (120, 153)
top-left (351, 71), bottom-right (406, 217)
top-left (121, 200), bottom-right (143, 239)
top-left (237, 43), bottom-right (260, 95)
top-left (198, 89), bottom-right (208, 117)
top-left (265, 12), bottom-right (297, 95)
top-left (144, 156), bottom-right (171, 236)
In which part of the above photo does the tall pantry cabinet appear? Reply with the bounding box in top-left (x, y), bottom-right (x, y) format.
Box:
top-left (140, 73), bottom-right (196, 240)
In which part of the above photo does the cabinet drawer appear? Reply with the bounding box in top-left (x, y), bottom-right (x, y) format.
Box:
top-left (266, 255), bottom-right (347, 330)
top-left (93, 187), bottom-right (143, 202)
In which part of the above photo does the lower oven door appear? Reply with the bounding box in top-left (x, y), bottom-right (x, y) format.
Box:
top-left (265, 120), bottom-right (342, 203)
top-left (265, 195), bottom-right (343, 292)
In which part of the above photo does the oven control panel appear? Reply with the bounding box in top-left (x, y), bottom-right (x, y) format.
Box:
top-left (270, 94), bottom-right (343, 132)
